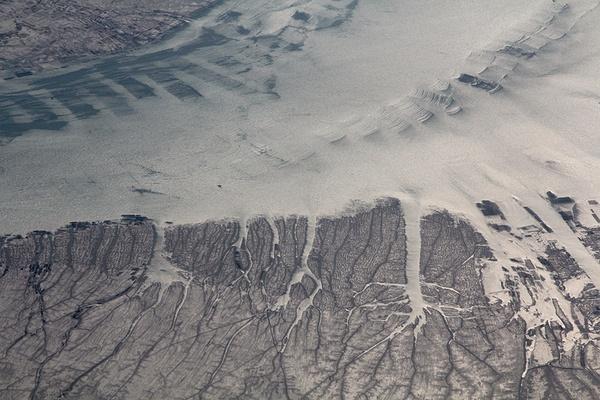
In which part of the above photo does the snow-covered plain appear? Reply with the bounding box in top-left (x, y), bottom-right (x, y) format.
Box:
top-left (2, 0), bottom-right (600, 288)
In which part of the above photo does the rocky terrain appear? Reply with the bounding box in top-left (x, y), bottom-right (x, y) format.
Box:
top-left (1, 198), bottom-right (600, 399)
top-left (0, 0), bottom-right (219, 76)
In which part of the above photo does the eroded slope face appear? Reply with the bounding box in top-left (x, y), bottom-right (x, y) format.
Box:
top-left (2, 200), bottom-right (600, 399)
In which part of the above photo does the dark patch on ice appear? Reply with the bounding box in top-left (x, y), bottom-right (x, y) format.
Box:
top-left (523, 206), bottom-right (553, 233)
top-left (264, 76), bottom-right (277, 93)
top-left (457, 73), bottom-right (502, 93)
top-left (1, 93), bottom-right (60, 121)
top-left (165, 81), bottom-right (202, 100)
top-left (172, 28), bottom-right (230, 55)
top-left (217, 10), bottom-right (242, 23)
top-left (85, 81), bottom-right (134, 115)
top-left (120, 214), bottom-right (149, 223)
top-left (49, 87), bottom-right (99, 119)
top-left (477, 200), bottom-right (506, 219)
top-left (292, 11), bottom-right (311, 22)
top-left (14, 70), bottom-right (33, 78)
top-left (236, 26), bottom-right (251, 35)
top-left (500, 44), bottom-right (536, 59)
top-left (490, 223), bottom-right (512, 232)
top-left (212, 56), bottom-right (242, 68)
top-left (346, 0), bottom-right (360, 11)
top-left (547, 191), bottom-right (574, 205)
top-left (284, 43), bottom-right (304, 52)
top-left (0, 119), bottom-right (68, 141)
top-left (558, 210), bottom-right (574, 223)
top-left (116, 77), bottom-right (155, 99)
top-left (190, 0), bottom-right (225, 19)
top-left (146, 70), bottom-right (178, 84)
top-left (130, 187), bottom-right (166, 195)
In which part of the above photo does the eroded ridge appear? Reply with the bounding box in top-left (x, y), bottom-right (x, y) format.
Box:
top-left (459, 0), bottom-right (600, 92)
top-left (476, 194), bottom-right (600, 398)
top-left (2, 199), bottom-right (600, 399)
